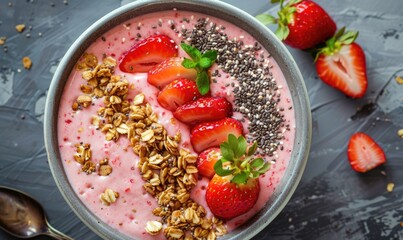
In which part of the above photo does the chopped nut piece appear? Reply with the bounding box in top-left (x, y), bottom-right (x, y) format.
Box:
top-left (387, 182), bottom-right (395, 192)
top-left (82, 160), bottom-right (96, 174)
top-left (99, 164), bottom-right (113, 176)
top-left (133, 93), bottom-right (145, 105)
top-left (22, 57), bottom-right (32, 69)
top-left (145, 220), bottom-right (162, 235)
top-left (100, 188), bottom-right (119, 206)
top-left (16, 24), bottom-right (26, 32)
top-left (0, 37), bottom-right (6, 45)
top-left (396, 76), bottom-right (403, 84)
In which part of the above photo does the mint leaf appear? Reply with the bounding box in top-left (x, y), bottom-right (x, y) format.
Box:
top-left (196, 71), bottom-right (210, 95)
top-left (231, 171), bottom-right (248, 184)
top-left (180, 43), bottom-right (201, 61)
top-left (214, 159), bottom-right (233, 176)
top-left (182, 58), bottom-right (197, 69)
top-left (199, 57), bottom-right (213, 69)
top-left (202, 50), bottom-right (217, 62)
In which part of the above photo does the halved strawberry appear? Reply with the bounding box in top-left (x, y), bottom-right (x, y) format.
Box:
top-left (347, 132), bottom-right (386, 173)
top-left (148, 57), bottom-right (197, 89)
top-left (197, 147), bottom-right (222, 179)
top-left (174, 97), bottom-right (232, 125)
top-left (315, 29), bottom-right (367, 98)
top-left (190, 118), bottom-right (243, 153)
top-left (157, 78), bottom-right (203, 111)
top-left (119, 35), bottom-right (178, 73)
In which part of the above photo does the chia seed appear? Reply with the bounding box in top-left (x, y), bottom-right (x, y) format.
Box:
top-left (176, 18), bottom-right (288, 156)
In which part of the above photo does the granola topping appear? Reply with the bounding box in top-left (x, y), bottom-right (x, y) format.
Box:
top-left (73, 54), bottom-right (227, 239)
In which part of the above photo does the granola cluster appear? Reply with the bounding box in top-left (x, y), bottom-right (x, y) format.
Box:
top-left (73, 53), bottom-right (227, 239)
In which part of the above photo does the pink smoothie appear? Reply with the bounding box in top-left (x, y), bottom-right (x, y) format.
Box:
top-left (57, 9), bottom-right (295, 240)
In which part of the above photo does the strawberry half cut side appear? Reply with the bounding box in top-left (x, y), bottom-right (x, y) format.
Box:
top-left (119, 34), bottom-right (178, 73)
top-left (347, 132), bottom-right (386, 173)
top-left (197, 147), bottom-right (222, 179)
top-left (148, 57), bottom-right (198, 89)
top-left (190, 118), bottom-right (243, 153)
top-left (315, 28), bottom-right (367, 98)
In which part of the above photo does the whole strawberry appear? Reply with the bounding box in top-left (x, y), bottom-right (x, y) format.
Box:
top-left (205, 134), bottom-right (270, 219)
top-left (257, 0), bottom-right (336, 50)
top-left (315, 28), bottom-right (367, 98)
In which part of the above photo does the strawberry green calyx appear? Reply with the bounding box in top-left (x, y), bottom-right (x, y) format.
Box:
top-left (256, 0), bottom-right (302, 40)
top-left (314, 27), bottom-right (358, 61)
top-left (181, 43), bottom-right (217, 95)
top-left (214, 134), bottom-right (270, 184)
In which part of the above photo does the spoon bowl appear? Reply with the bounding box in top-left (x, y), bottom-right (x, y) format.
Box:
top-left (0, 186), bottom-right (72, 240)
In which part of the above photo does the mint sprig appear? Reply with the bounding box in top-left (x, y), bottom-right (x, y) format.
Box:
top-left (180, 43), bottom-right (217, 95)
top-left (214, 134), bottom-right (270, 184)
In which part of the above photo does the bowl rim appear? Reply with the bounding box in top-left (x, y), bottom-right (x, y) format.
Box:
top-left (44, 0), bottom-right (311, 239)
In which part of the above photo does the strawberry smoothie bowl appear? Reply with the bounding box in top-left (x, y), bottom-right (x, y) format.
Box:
top-left (44, 0), bottom-right (311, 239)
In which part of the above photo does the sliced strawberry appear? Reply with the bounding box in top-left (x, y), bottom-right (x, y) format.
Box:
top-left (347, 132), bottom-right (386, 173)
top-left (119, 35), bottom-right (178, 73)
top-left (157, 78), bottom-right (203, 111)
top-left (148, 57), bottom-right (197, 89)
top-left (190, 118), bottom-right (243, 153)
top-left (206, 175), bottom-right (260, 219)
top-left (315, 29), bottom-right (367, 98)
top-left (174, 97), bottom-right (232, 125)
top-left (197, 147), bottom-right (222, 179)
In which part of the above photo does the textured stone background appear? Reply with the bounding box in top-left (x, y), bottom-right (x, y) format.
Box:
top-left (1, 0), bottom-right (403, 239)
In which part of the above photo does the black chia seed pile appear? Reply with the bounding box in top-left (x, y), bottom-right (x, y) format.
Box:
top-left (171, 18), bottom-right (290, 157)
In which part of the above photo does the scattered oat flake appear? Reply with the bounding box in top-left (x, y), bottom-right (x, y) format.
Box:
top-left (0, 37), bottom-right (6, 45)
top-left (398, 129), bottom-right (403, 138)
top-left (396, 76), bottom-right (403, 84)
top-left (386, 182), bottom-right (394, 192)
top-left (22, 57), bottom-right (32, 70)
top-left (16, 24), bottom-right (26, 33)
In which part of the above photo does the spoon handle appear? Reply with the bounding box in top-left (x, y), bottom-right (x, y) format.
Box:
top-left (44, 223), bottom-right (74, 240)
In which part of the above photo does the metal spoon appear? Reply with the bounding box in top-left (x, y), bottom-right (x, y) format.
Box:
top-left (0, 186), bottom-right (73, 239)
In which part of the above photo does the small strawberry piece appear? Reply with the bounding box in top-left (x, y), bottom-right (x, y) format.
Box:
top-left (148, 57), bottom-right (197, 89)
top-left (315, 29), bottom-right (367, 98)
top-left (190, 118), bottom-right (243, 153)
top-left (174, 97), bottom-right (232, 125)
top-left (197, 147), bottom-right (222, 179)
top-left (206, 175), bottom-right (260, 219)
top-left (119, 34), bottom-right (178, 73)
top-left (157, 78), bottom-right (203, 111)
top-left (347, 132), bottom-right (386, 173)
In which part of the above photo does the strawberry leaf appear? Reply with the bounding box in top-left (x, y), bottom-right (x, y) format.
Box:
top-left (258, 162), bottom-right (271, 174)
top-left (220, 142), bottom-right (234, 161)
top-left (247, 142), bottom-right (258, 156)
top-left (256, 14), bottom-right (277, 25)
top-left (251, 158), bottom-right (264, 168)
top-left (214, 159), bottom-right (233, 176)
top-left (235, 135), bottom-right (247, 158)
top-left (196, 71), bottom-right (210, 95)
top-left (231, 171), bottom-right (248, 184)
